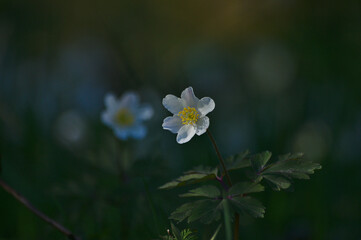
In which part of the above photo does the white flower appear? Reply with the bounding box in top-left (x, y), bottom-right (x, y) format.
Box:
top-left (162, 87), bottom-right (215, 144)
top-left (101, 92), bottom-right (153, 140)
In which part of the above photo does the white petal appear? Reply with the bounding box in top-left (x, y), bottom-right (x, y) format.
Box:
top-left (176, 125), bottom-right (196, 144)
top-left (120, 92), bottom-right (139, 107)
top-left (197, 97), bottom-right (215, 116)
top-left (162, 94), bottom-right (186, 114)
top-left (137, 104), bottom-right (154, 120)
top-left (114, 127), bottom-right (129, 140)
top-left (101, 111), bottom-right (114, 127)
top-left (181, 87), bottom-right (199, 108)
top-left (129, 124), bottom-right (147, 139)
top-left (104, 93), bottom-right (117, 108)
top-left (195, 116), bottom-right (209, 136)
top-left (162, 116), bottom-right (183, 134)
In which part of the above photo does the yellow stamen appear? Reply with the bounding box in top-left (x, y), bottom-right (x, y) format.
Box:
top-left (114, 108), bottom-right (134, 126)
top-left (178, 107), bottom-right (199, 125)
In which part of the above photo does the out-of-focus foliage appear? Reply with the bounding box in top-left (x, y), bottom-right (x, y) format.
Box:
top-left (0, 0), bottom-right (361, 239)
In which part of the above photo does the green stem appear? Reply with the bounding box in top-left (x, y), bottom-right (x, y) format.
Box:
top-left (206, 129), bottom-right (240, 240)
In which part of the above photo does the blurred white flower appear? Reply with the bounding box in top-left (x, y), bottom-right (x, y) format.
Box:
top-left (101, 92), bottom-right (153, 140)
top-left (162, 87), bottom-right (215, 144)
top-left (55, 110), bottom-right (86, 146)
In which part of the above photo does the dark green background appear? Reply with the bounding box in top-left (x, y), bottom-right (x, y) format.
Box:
top-left (0, 0), bottom-right (360, 239)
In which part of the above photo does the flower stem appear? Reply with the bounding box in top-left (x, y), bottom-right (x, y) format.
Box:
top-left (206, 129), bottom-right (240, 240)
top-left (0, 178), bottom-right (81, 240)
top-left (206, 130), bottom-right (232, 186)
top-left (216, 176), bottom-right (229, 191)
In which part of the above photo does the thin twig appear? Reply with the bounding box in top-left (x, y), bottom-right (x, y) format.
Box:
top-left (0, 178), bottom-right (81, 240)
top-left (206, 129), bottom-right (240, 240)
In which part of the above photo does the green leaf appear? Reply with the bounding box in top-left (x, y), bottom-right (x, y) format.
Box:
top-left (226, 150), bottom-right (250, 171)
top-left (183, 166), bottom-right (217, 175)
top-left (263, 153), bottom-right (321, 178)
top-left (230, 196), bottom-right (265, 218)
top-left (277, 152), bottom-right (303, 162)
top-left (169, 202), bottom-right (195, 223)
top-left (263, 175), bottom-right (291, 191)
top-left (259, 152), bottom-right (321, 190)
top-left (187, 200), bottom-right (220, 224)
top-left (170, 199), bottom-right (223, 224)
top-left (228, 182), bottom-right (264, 196)
top-left (180, 185), bottom-right (221, 198)
top-left (250, 151), bottom-right (272, 173)
top-left (198, 200), bottom-right (224, 224)
top-left (171, 222), bottom-right (182, 240)
top-left (210, 224), bottom-right (222, 240)
top-left (159, 167), bottom-right (218, 190)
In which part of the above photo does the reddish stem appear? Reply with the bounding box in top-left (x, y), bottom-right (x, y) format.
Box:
top-left (0, 178), bottom-right (81, 240)
top-left (206, 129), bottom-right (240, 240)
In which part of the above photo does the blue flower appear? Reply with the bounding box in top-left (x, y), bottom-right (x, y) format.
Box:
top-left (101, 92), bottom-right (153, 140)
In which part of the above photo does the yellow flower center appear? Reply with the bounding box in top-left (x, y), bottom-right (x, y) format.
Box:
top-left (178, 107), bottom-right (199, 125)
top-left (114, 108), bottom-right (134, 126)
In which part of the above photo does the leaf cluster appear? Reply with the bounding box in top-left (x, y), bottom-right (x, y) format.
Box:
top-left (160, 150), bottom-right (321, 226)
